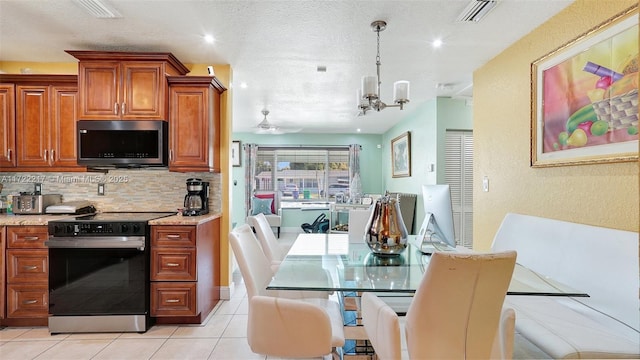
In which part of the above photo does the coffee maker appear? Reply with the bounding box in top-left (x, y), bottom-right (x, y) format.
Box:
top-left (183, 178), bottom-right (209, 216)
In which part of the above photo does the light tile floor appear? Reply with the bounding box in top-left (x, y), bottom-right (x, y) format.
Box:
top-left (0, 232), bottom-right (551, 360)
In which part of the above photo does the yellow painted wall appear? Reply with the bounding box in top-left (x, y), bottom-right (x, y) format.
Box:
top-left (473, 0), bottom-right (639, 250)
top-left (1, 60), bottom-right (235, 290)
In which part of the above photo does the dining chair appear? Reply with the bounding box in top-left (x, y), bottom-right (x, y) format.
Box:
top-left (251, 212), bottom-right (285, 271)
top-left (361, 250), bottom-right (517, 360)
top-left (229, 224), bottom-right (345, 358)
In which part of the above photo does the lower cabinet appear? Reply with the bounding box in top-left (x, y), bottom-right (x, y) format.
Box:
top-left (150, 217), bottom-right (220, 324)
top-left (2, 226), bottom-right (49, 326)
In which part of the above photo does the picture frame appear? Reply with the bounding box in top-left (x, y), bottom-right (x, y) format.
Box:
top-left (391, 131), bottom-right (411, 178)
top-left (531, 6), bottom-right (638, 167)
top-left (232, 140), bottom-right (241, 167)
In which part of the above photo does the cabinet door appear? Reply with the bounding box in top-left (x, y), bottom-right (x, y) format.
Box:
top-left (169, 85), bottom-right (210, 170)
top-left (15, 86), bottom-right (50, 167)
top-left (78, 61), bottom-right (120, 119)
top-left (1, 227), bottom-right (5, 319)
top-left (50, 86), bottom-right (81, 168)
top-left (0, 84), bottom-right (16, 168)
top-left (121, 62), bottom-right (165, 120)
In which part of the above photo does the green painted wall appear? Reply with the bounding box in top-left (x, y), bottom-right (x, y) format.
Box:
top-left (383, 97), bottom-right (473, 231)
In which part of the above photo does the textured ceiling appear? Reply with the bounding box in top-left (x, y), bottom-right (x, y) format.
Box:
top-left (0, 0), bottom-right (573, 134)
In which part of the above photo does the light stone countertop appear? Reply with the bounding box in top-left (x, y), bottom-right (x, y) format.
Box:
top-left (0, 212), bottom-right (222, 226)
top-left (148, 212), bottom-right (222, 226)
top-left (0, 214), bottom-right (76, 226)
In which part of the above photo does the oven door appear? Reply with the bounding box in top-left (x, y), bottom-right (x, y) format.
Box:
top-left (48, 245), bottom-right (149, 316)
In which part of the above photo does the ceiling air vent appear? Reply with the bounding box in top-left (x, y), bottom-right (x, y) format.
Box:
top-left (73, 0), bottom-right (122, 18)
top-left (456, 0), bottom-right (499, 23)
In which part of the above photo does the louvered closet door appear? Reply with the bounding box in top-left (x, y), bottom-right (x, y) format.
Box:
top-left (445, 130), bottom-right (474, 248)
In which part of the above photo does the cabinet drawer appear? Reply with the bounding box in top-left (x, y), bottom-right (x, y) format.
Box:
top-left (151, 226), bottom-right (196, 247)
top-left (7, 226), bottom-right (48, 248)
top-left (6, 284), bottom-right (49, 318)
top-left (151, 249), bottom-right (197, 281)
top-left (7, 249), bottom-right (48, 283)
top-left (151, 282), bottom-right (197, 317)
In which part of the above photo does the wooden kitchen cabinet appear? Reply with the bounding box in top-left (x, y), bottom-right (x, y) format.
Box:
top-left (67, 51), bottom-right (190, 120)
top-left (2, 226), bottom-right (49, 325)
top-left (167, 76), bottom-right (226, 172)
top-left (150, 217), bottom-right (220, 324)
top-left (0, 85), bottom-right (16, 168)
top-left (0, 226), bottom-right (5, 320)
top-left (0, 75), bottom-right (83, 172)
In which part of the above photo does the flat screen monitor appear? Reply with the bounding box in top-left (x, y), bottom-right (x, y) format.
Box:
top-left (420, 184), bottom-right (456, 247)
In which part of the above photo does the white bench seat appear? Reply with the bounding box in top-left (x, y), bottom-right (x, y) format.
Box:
top-left (491, 213), bottom-right (639, 359)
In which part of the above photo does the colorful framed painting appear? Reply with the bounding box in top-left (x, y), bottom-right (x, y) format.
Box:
top-left (391, 131), bottom-right (411, 178)
top-left (232, 141), bottom-right (241, 167)
top-left (531, 6), bottom-right (638, 167)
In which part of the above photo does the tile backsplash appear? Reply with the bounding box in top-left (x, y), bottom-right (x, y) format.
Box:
top-left (0, 169), bottom-right (221, 213)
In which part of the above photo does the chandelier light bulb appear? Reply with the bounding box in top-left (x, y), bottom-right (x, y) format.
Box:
top-left (393, 81), bottom-right (410, 104)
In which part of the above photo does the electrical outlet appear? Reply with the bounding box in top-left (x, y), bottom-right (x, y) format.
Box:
top-left (98, 183), bottom-right (105, 196)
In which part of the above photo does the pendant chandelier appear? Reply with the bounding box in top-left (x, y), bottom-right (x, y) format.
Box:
top-left (358, 20), bottom-right (410, 114)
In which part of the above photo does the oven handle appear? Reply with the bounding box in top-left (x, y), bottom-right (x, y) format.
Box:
top-left (45, 236), bottom-right (146, 250)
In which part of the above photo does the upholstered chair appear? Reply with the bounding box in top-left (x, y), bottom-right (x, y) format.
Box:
top-left (229, 224), bottom-right (345, 358)
top-left (361, 251), bottom-right (517, 360)
top-left (251, 212), bottom-right (285, 271)
top-left (247, 191), bottom-right (281, 237)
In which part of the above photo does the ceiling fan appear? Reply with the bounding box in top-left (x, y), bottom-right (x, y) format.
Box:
top-left (254, 109), bottom-right (301, 135)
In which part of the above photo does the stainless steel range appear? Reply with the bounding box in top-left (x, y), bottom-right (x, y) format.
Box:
top-left (46, 212), bottom-right (174, 334)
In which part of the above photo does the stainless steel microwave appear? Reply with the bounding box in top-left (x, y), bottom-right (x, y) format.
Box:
top-left (77, 120), bottom-right (168, 168)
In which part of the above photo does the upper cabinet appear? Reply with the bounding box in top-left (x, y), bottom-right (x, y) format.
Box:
top-left (0, 84), bottom-right (16, 168)
top-left (0, 75), bottom-right (84, 172)
top-left (66, 51), bottom-right (190, 121)
top-left (167, 76), bottom-right (226, 173)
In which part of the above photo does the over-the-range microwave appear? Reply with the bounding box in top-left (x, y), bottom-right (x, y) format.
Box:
top-left (77, 120), bottom-right (168, 168)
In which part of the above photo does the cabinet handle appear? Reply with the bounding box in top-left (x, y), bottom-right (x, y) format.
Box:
top-left (114, 102), bottom-right (119, 115)
top-left (169, 149), bottom-right (173, 161)
top-left (44, 149), bottom-right (48, 161)
top-left (50, 149), bottom-right (55, 162)
top-left (166, 234), bottom-right (181, 239)
top-left (22, 299), bottom-right (38, 305)
top-left (165, 263), bottom-right (180, 267)
top-left (6, 149), bottom-right (11, 161)
top-left (165, 299), bottom-right (180, 303)
top-left (121, 102), bottom-right (126, 115)
top-left (23, 236), bottom-right (40, 241)
top-left (22, 265), bottom-right (38, 271)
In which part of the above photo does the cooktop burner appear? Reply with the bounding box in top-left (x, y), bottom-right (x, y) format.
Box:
top-left (69, 212), bottom-right (175, 222)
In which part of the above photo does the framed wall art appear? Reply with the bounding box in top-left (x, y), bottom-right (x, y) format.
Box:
top-left (232, 140), bottom-right (241, 167)
top-left (531, 6), bottom-right (638, 167)
top-left (391, 131), bottom-right (411, 177)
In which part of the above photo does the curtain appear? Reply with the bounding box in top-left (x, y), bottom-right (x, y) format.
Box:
top-left (244, 143), bottom-right (258, 218)
top-left (348, 144), bottom-right (362, 200)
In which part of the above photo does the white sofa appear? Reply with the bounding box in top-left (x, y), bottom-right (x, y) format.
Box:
top-left (491, 213), bottom-right (639, 359)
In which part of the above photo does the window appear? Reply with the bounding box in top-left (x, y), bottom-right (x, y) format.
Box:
top-left (255, 146), bottom-right (350, 201)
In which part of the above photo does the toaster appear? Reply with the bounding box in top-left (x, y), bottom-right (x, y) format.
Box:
top-left (13, 194), bottom-right (62, 214)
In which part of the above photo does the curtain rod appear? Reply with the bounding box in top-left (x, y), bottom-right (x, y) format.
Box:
top-left (256, 145), bottom-right (358, 150)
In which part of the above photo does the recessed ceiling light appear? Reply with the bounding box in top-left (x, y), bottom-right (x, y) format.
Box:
top-left (240, 82), bottom-right (248, 89)
top-left (356, 128), bottom-right (361, 133)
top-left (204, 35), bottom-right (215, 44)
top-left (432, 39), bottom-right (443, 48)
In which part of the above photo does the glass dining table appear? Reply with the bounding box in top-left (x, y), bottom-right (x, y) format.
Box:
top-left (267, 233), bottom-right (589, 297)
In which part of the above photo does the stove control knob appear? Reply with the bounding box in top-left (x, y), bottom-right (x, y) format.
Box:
top-left (133, 224), bottom-right (141, 233)
top-left (54, 224), bottom-right (63, 234)
top-left (121, 224), bottom-right (129, 233)
top-left (66, 225), bottom-right (74, 234)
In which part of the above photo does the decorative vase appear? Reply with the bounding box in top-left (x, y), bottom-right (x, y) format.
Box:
top-left (365, 195), bottom-right (408, 256)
